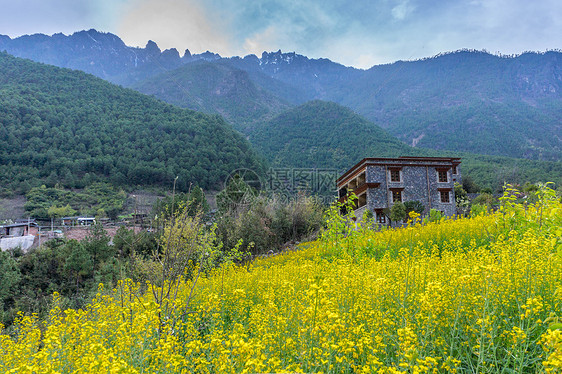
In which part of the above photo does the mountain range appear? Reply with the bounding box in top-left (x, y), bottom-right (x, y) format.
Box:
top-left (1, 29), bottom-right (561, 188)
top-left (3, 29), bottom-right (560, 162)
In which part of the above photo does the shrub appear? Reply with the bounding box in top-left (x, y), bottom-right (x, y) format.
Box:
top-left (403, 200), bottom-right (425, 216)
top-left (428, 208), bottom-right (443, 222)
top-left (472, 192), bottom-right (496, 209)
top-left (216, 193), bottom-right (324, 256)
top-left (470, 203), bottom-right (488, 217)
top-left (454, 183), bottom-right (470, 216)
top-left (390, 201), bottom-right (406, 222)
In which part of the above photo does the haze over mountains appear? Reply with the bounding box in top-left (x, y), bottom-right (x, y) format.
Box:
top-left (1, 29), bottom-right (561, 168)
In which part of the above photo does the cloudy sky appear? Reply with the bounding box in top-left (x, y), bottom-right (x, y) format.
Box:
top-left (0, 0), bottom-right (560, 68)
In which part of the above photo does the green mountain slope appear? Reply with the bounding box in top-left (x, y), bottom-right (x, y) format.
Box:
top-left (136, 50), bottom-right (562, 162)
top-left (250, 101), bottom-right (562, 190)
top-left (249, 101), bottom-right (415, 170)
top-left (0, 52), bottom-right (264, 195)
top-left (134, 61), bottom-right (291, 131)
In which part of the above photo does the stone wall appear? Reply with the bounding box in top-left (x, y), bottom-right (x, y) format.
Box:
top-left (365, 163), bottom-right (457, 216)
top-left (366, 166), bottom-right (388, 210)
top-left (0, 235), bottom-right (36, 252)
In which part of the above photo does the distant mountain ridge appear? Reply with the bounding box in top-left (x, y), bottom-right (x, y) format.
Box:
top-left (0, 29), bottom-right (224, 86)
top-left (0, 30), bottom-right (357, 91)
top-left (1, 30), bottom-right (561, 162)
top-left (340, 50), bottom-right (562, 160)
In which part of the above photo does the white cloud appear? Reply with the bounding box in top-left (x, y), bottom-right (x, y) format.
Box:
top-left (241, 1), bottom-right (341, 57)
top-left (0, 0), bottom-right (128, 37)
top-left (243, 26), bottom-right (279, 55)
top-left (355, 54), bottom-right (383, 69)
top-left (117, 0), bottom-right (236, 55)
top-left (1, 0), bottom-right (561, 68)
top-left (391, 0), bottom-right (415, 21)
top-left (242, 23), bottom-right (308, 57)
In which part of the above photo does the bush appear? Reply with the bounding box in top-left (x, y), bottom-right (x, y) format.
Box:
top-left (152, 186), bottom-right (209, 224)
top-left (24, 183), bottom-right (126, 220)
top-left (470, 203), bottom-right (488, 217)
top-left (454, 183), bottom-right (470, 216)
top-left (462, 175), bottom-right (480, 193)
top-left (428, 209), bottom-right (444, 222)
top-left (216, 194), bottom-right (324, 256)
top-left (472, 193), bottom-right (496, 209)
top-left (0, 251), bottom-right (20, 305)
top-left (113, 227), bottom-right (158, 259)
top-left (403, 200), bottom-right (425, 216)
top-left (390, 202), bottom-right (406, 222)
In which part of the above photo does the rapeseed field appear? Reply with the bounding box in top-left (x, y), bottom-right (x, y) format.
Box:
top-left (1, 185), bottom-right (561, 373)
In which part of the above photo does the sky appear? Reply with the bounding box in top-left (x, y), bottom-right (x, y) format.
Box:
top-left (0, 0), bottom-right (561, 68)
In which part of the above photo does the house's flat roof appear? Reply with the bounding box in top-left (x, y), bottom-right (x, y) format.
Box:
top-left (2, 222), bottom-right (38, 228)
top-left (15, 219), bottom-right (37, 224)
top-left (337, 156), bottom-right (461, 186)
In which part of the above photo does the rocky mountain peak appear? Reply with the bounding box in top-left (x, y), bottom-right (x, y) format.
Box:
top-left (0, 34), bottom-right (10, 47)
top-left (260, 50), bottom-right (300, 66)
top-left (192, 51), bottom-right (221, 61)
top-left (145, 40), bottom-right (161, 55)
top-left (162, 48), bottom-right (180, 59)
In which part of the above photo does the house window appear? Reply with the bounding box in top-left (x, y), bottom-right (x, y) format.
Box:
top-left (390, 169), bottom-right (401, 182)
top-left (438, 170), bottom-right (448, 183)
top-left (392, 190), bottom-right (402, 203)
top-left (440, 190), bottom-right (450, 203)
top-left (452, 166), bottom-right (457, 175)
top-left (338, 188), bottom-right (347, 198)
top-left (358, 193), bottom-right (367, 208)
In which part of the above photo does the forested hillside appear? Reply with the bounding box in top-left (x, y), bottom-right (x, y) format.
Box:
top-left (250, 100), bottom-right (413, 170)
top-left (3, 31), bottom-right (561, 162)
top-left (131, 50), bottom-right (562, 162)
top-left (338, 51), bottom-right (562, 161)
top-left (254, 101), bottom-right (562, 190)
top-left (134, 61), bottom-right (290, 131)
top-left (0, 52), bottom-right (264, 196)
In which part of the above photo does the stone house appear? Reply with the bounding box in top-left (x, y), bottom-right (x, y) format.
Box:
top-left (337, 156), bottom-right (461, 224)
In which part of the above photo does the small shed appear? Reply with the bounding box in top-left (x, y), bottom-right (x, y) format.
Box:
top-left (62, 216), bottom-right (96, 226)
top-left (0, 221), bottom-right (39, 237)
top-left (62, 216), bottom-right (80, 226)
top-left (77, 217), bottom-right (96, 226)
